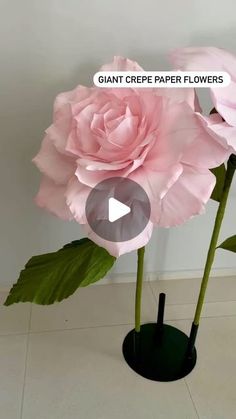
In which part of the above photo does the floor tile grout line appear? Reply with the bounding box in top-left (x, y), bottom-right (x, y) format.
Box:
top-left (184, 378), bottom-right (200, 419)
top-left (0, 332), bottom-right (29, 337)
top-left (164, 313), bottom-right (236, 323)
top-left (28, 314), bottom-right (236, 335)
top-left (157, 299), bottom-right (236, 306)
top-left (20, 304), bottom-right (32, 419)
top-left (28, 303), bottom-right (33, 332)
top-left (145, 284), bottom-right (236, 306)
top-left (1, 313), bottom-right (236, 338)
top-left (20, 333), bottom-right (30, 419)
top-left (28, 322), bottom-right (135, 335)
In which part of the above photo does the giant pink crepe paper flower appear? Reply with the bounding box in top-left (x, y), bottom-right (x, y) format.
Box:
top-left (171, 47), bottom-right (236, 154)
top-left (33, 56), bottom-right (229, 257)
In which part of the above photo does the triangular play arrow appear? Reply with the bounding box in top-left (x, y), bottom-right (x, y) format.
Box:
top-left (108, 197), bottom-right (131, 223)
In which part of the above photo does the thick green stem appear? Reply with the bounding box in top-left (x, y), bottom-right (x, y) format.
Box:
top-left (193, 156), bottom-right (236, 325)
top-left (135, 246), bottom-right (145, 333)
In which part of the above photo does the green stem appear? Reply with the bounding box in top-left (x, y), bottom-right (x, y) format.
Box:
top-left (193, 156), bottom-right (236, 325)
top-left (135, 246), bottom-right (145, 333)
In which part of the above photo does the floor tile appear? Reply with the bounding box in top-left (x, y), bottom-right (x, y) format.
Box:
top-left (0, 292), bottom-right (31, 335)
top-left (30, 283), bottom-right (157, 332)
top-left (185, 316), bottom-right (236, 419)
top-left (22, 325), bottom-right (198, 419)
top-left (150, 276), bottom-right (236, 305)
top-left (0, 334), bottom-right (27, 419)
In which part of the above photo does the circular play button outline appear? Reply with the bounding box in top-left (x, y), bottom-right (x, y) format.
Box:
top-left (85, 177), bottom-right (151, 242)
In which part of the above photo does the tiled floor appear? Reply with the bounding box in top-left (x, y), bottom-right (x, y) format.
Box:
top-left (1, 277), bottom-right (236, 419)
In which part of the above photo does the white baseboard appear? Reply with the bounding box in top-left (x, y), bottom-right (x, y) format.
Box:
top-left (148, 267), bottom-right (236, 281)
top-left (97, 267), bottom-right (236, 285)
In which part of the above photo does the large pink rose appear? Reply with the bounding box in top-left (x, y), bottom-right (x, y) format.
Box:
top-left (171, 47), bottom-right (236, 153)
top-left (33, 56), bottom-right (229, 257)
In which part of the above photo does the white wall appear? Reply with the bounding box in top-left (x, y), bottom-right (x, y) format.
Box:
top-left (1, 0), bottom-right (236, 286)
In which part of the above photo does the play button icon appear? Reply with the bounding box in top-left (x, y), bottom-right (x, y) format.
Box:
top-left (108, 198), bottom-right (131, 222)
top-left (85, 177), bottom-right (151, 242)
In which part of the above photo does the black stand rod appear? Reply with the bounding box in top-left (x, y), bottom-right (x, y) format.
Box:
top-left (156, 293), bottom-right (166, 336)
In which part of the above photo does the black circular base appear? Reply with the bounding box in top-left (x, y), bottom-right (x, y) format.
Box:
top-left (122, 323), bottom-right (197, 382)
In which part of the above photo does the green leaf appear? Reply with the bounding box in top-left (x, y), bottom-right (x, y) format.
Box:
top-left (210, 164), bottom-right (226, 202)
top-left (4, 238), bottom-right (116, 306)
top-left (218, 235), bottom-right (236, 253)
top-left (62, 238), bottom-right (89, 249)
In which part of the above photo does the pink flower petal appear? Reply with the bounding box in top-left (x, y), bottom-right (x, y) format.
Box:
top-left (129, 164), bottom-right (183, 223)
top-left (181, 113), bottom-right (231, 168)
top-left (157, 87), bottom-right (201, 111)
top-left (171, 47), bottom-right (236, 126)
top-left (171, 46), bottom-right (236, 74)
top-left (65, 177), bottom-right (91, 224)
top-left (159, 165), bottom-right (215, 227)
top-left (75, 164), bottom-right (132, 188)
top-left (35, 176), bottom-right (72, 220)
top-left (211, 84), bottom-right (236, 127)
top-left (196, 115), bottom-right (236, 154)
top-left (99, 56), bottom-right (144, 72)
top-left (46, 105), bottom-right (73, 154)
top-left (33, 135), bottom-right (76, 184)
top-left (83, 220), bottom-right (154, 257)
top-left (145, 99), bottom-right (200, 170)
top-left (107, 115), bottom-right (139, 147)
top-left (67, 104), bottom-right (102, 156)
top-left (138, 91), bottom-right (162, 132)
top-left (77, 158), bottom-right (129, 171)
top-left (54, 86), bottom-right (91, 115)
